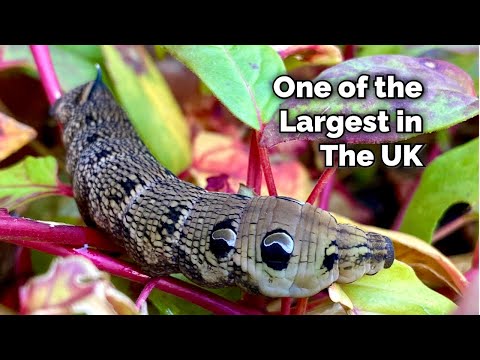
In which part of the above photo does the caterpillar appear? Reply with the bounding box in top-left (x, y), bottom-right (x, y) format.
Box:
top-left (50, 71), bottom-right (394, 298)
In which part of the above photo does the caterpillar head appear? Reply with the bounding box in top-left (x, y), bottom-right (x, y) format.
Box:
top-left (50, 65), bottom-right (117, 128)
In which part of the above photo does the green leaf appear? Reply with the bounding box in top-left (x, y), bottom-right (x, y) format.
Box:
top-left (22, 196), bottom-right (82, 225)
top-left (261, 55), bottom-right (479, 147)
top-left (357, 45), bottom-right (406, 57)
top-left (102, 45), bottom-right (191, 174)
top-left (165, 45), bottom-right (286, 130)
top-left (31, 251), bottom-right (55, 275)
top-left (340, 261), bottom-right (456, 315)
top-left (0, 156), bottom-right (62, 210)
top-left (2, 45), bottom-right (101, 91)
top-left (148, 274), bottom-right (241, 315)
top-left (21, 256), bottom-right (140, 315)
top-left (400, 138), bottom-right (479, 242)
top-left (149, 289), bottom-right (211, 315)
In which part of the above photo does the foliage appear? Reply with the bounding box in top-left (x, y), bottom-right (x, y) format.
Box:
top-left (0, 45), bottom-right (477, 315)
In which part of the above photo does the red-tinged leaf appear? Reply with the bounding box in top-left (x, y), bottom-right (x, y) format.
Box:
top-left (272, 45), bottom-right (343, 69)
top-left (0, 156), bottom-right (71, 211)
top-left (190, 131), bottom-right (312, 200)
top-left (19, 256), bottom-right (140, 315)
top-left (261, 55), bottom-right (479, 147)
top-left (0, 46), bottom-right (29, 71)
top-left (205, 174), bottom-right (234, 193)
top-left (0, 112), bottom-right (37, 161)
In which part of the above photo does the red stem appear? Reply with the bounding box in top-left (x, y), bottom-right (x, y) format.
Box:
top-left (432, 212), bottom-right (478, 244)
top-left (257, 132), bottom-right (277, 196)
top-left (3, 237), bottom-right (263, 315)
top-left (292, 297), bottom-right (309, 315)
top-left (343, 45), bottom-right (357, 61)
top-left (56, 183), bottom-right (74, 197)
top-left (29, 45), bottom-right (62, 105)
top-left (280, 297), bottom-right (293, 315)
top-left (246, 131), bottom-right (263, 195)
top-left (319, 173), bottom-right (335, 210)
top-left (306, 167), bottom-right (337, 205)
top-left (0, 209), bottom-right (122, 252)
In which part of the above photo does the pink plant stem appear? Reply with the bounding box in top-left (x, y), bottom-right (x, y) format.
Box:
top-left (0, 209), bottom-right (122, 252)
top-left (319, 173), bottom-right (335, 210)
top-left (29, 45), bottom-right (62, 105)
top-left (4, 238), bottom-right (263, 315)
top-left (56, 183), bottom-right (74, 197)
top-left (306, 167), bottom-right (337, 205)
top-left (391, 143), bottom-right (442, 230)
top-left (432, 212), bottom-right (478, 244)
top-left (135, 278), bottom-right (162, 310)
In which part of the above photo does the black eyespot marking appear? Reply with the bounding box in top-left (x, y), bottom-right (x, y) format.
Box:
top-left (261, 230), bottom-right (294, 271)
top-left (323, 252), bottom-right (338, 271)
top-left (210, 220), bottom-right (237, 259)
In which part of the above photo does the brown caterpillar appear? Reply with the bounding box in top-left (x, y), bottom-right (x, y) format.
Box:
top-left (50, 71), bottom-right (394, 298)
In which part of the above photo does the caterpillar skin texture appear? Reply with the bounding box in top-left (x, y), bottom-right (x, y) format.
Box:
top-left (51, 78), bottom-right (395, 298)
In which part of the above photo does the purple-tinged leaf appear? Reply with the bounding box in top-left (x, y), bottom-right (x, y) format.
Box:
top-left (261, 55), bottom-right (479, 147)
top-left (19, 256), bottom-right (140, 315)
top-left (272, 45), bottom-right (343, 70)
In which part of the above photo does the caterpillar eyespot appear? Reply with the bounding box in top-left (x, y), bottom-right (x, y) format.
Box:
top-left (51, 72), bottom-right (395, 298)
top-left (210, 228), bottom-right (237, 259)
top-left (261, 231), bottom-right (294, 271)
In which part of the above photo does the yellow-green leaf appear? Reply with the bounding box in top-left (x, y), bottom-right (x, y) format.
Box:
top-left (340, 261), bottom-right (456, 315)
top-left (102, 45), bottom-right (191, 174)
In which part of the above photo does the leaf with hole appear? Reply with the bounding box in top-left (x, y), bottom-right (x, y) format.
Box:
top-left (400, 138), bottom-right (479, 242)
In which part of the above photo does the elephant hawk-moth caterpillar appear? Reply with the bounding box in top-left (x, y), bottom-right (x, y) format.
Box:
top-left (51, 71), bottom-right (394, 298)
